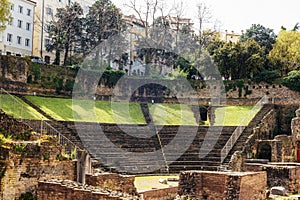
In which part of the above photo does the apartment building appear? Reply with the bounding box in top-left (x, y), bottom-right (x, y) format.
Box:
top-left (32, 0), bottom-right (94, 64)
top-left (0, 0), bottom-right (36, 56)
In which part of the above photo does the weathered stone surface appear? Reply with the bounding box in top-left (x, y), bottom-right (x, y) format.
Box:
top-left (244, 163), bottom-right (300, 193)
top-left (139, 187), bottom-right (178, 200)
top-left (85, 173), bottom-right (137, 195)
top-left (178, 171), bottom-right (266, 200)
top-left (0, 142), bottom-right (76, 200)
top-left (270, 186), bottom-right (288, 196)
top-left (0, 55), bottom-right (29, 83)
top-left (228, 151), bottom-right (244, 172)
top-left (37, 179), bottom-right (139, 200)
top-left (0, 110), bottom-right (37, 141)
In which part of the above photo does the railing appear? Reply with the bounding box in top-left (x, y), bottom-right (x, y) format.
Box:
top-left (0, 88), bottom-right (81, 155)
top-left (220, 95), bottom-right (269, 163)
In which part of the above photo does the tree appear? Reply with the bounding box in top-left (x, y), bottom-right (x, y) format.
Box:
top-left (240, 24), bottom-right (276, 53)
top-left (269, 30), bottom-right (300, 74)
top-left (282, 70), bottom-right (300, 92)
top-left (85, 0), bottom-right (123, 53)
top-left (196, 2), bottom-right (213, 48)
top-left (212, 39), bottom-right (266, 80)
top-left (0, 0), bottom-right (11, 31)
top-left (47, 2), bottom-right (84, 66)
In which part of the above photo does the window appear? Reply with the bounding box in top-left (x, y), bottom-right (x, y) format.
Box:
top-left (18, 6), bottom-right (23, 13)
top-left (27, 9), bottom-right (31, 16)
top-left (17, 20), bottom-right (22, 28)
top-left (17, 36), bottom-right (22, 44)
top-left (10, 4), bottom-right (14, 10)
top-left (45, 39), bottom-right (51, 47)
top-left (7, 33), bottom-right (12, 42)
top-left (25, 38), bottom-right (30, 47)
top-left (26, 23), bottom-right (31, 31)
top-left (46, 7), bottom-right (52, 15)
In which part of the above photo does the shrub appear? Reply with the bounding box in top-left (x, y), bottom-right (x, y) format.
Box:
top-left (282, 70), bottom-right (300, 92)
top-left (253, 70), bottom-right (281, 84)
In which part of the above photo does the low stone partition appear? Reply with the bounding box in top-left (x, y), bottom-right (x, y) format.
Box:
top-left (85, 173), bottom-right (137, 195)
top-left (178, 171), bottom-right (266, 200)
top-left (139, 187), bottom-right (178, 200)
top-left (37, 179), bottom-right (139, 200)
top-left (244, 163), bottom-right (300, 193)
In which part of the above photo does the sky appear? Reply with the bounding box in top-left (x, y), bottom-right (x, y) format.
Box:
top-left (111, 0), bottom-right (300, 34)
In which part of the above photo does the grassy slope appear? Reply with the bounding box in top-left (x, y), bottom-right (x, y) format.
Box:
top-left (0, 95), bottom-right (260, 126)
top-left (25, 96), bottom-right (146, 124)
top-left (214, 105), bottom-right (261, 126)
top-left (149, 103), bottom-right (198, 125)
top-left (0, 94), bottom-right (46, 120)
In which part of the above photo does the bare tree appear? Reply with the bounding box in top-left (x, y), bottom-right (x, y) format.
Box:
top-left (196, 2), bottom-right (212, 46)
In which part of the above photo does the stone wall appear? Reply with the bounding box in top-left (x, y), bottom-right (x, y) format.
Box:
top-left (37, 179), bottom-right (138, 200)
top-left (178, 171), bottom-right (266, 200)
top-left (252, 135), bottom-right (295, 163)
top-left (139, 187), bottom-right (178, 200)
top-left (244, 163), bottom-right (300, 193)
top-left (0, 55), bottom-right (29, 83)
top-left (0, 109), bottom-right (35, 140)
top-left (277, 105), bottom-right (299, 134)
top-left (292, 107), bottom-right (300, 159)
top-left (243, 107), bottom-right (277, 158)
top-left (0, 140), bottom-right (76, 200)
top-left (85, 173), bottom-right (137, 195)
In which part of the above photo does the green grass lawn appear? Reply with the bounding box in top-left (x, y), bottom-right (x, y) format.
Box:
top-left (25, 96), bottom-right (146, 124)
top-left (149, 103), bottom-right (198, 125)
top-left (214, 105), bottom-right (261, 126)
top-left (0, 94), bottom-right (47, 120)
top-left (13, 95), bottom-right (261, 126)
top-left (149, 103), bottom-right (261, 126)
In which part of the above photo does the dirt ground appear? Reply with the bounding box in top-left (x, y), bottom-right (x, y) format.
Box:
top-left (134, 175), bottom-right (179, 192)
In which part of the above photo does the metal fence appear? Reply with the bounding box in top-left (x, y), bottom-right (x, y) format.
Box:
top-left (220, 95), bottom-right (269, 163)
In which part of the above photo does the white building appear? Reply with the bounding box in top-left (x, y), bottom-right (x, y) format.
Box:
top-left (0, 0), bottom-right (36, 56)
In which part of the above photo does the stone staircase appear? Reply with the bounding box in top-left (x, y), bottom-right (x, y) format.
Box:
top-left (66, 122), bottom-right (237, 174)
top-left (222, 104), bottom-right (274, 165)
top-left (140, 103), bottom-right (152, 124)
top-left (15, 95), bottom-right (274, 174)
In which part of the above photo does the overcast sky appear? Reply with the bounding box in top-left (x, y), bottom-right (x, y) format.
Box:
top-left (111, 0), bottom-right (300, 34)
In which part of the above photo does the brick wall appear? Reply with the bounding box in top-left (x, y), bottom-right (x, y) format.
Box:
top-left (0, 141), bottom-right (76, 200)
top-left (139, 187), bottom-right (178, 200)
top-left (37, 179), bottom-right (138, 200)
top-left (178, 171), bottom-right (266, 200)
top-left (85, 173), bottom-right (137, 195)
top-left (244, 163), bottom-right (300, 193)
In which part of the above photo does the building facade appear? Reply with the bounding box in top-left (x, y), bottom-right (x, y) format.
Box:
top-left (219, 30), bottom-right (242, 43)
top-left (32, 0), bottom-right (94, 64)
top-left (0, 0), bottom-right (36, 56)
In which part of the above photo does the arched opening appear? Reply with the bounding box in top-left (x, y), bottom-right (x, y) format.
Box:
top-left (257, 143), bottom-right (272, 161)
top-left (44, 56), bottom-right (50, 64)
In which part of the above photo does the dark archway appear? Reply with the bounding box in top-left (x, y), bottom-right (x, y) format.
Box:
top-left (44, 56), bottom-right (50, 64)
top-left (257, 143), bottom-right (272, 161)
